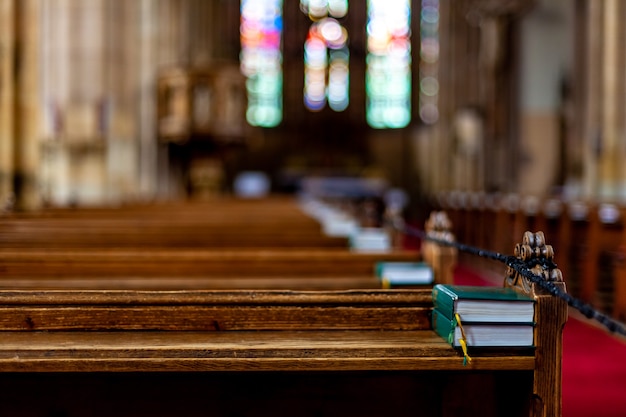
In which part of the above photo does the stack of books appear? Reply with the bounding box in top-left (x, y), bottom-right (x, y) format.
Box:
top-left (431, 284), bottom-right (536, 348)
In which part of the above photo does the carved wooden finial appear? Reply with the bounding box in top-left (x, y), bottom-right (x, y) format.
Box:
top-left (425, 211), bottom-right (455, 243)
top-left (505, 231), bottom-right (563, 297)
top-left (423, 211), bottom-right (457, 285)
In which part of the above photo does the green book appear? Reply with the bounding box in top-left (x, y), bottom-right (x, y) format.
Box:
top-left (432, 284), bottom-right (535, 323)
top-left (375, 262), bottom-right (434, 286)
top-left (431, 308), bottom-right (534, 347)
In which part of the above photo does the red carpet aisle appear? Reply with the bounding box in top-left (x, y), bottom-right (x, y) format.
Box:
top-left (453, 264), bottom-right (626, 417)
top-left (562, 316), bottom-right (626, 417)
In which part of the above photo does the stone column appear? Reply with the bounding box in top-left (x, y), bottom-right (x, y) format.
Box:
top-left (0, 0), bottom-right (15, 208)
top-left (14, 0), bottom-right (42, 210)
top-left (39, 0), bottom-right (76, 205)
top-left (105, 0), bottom-right (140, 203)
top-left (598, 0), bottom-right (621, 199)
top-left (580, 0), bottom-right (602, 199)
top-left (578, 0), bottom-right (626, 201)
top-left (138, 0), bottom-right (159, 198)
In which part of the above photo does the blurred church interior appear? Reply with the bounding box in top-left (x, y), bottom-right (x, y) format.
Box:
top-left (3, 3), bottom-right (626, 416)
top-left (0, 0), bottom-right (620, 215)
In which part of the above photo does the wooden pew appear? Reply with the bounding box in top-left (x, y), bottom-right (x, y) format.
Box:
top-left (533, 198), bottom-right (567, 276)
top-left (0, 198), bottom-right (350, 249)
top-left (0, 191), bottom-right (566, 415)
top-left (0, 266), bottom-right (568, 417)
top-left (434, 191), bottom-right (626, 315)
top-left (0, 197), bottom-right (433, 290)
top-left (421, 211), bottom-right (458, 286)
top-left (615, 207), bottom-right (626, 321)
top-left (537, 200), bottom-right (623, 314)
top-left (437, 191), bottom-right (464, 243)
top-left (0, 248), bottom-right (420, 290)
top-left (575, 203), bottom-right (623, 312)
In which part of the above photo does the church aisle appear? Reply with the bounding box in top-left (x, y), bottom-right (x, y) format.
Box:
top-left (453, 264), bottom-right (626, 417)
top-left (562, 315), bottom-right (626, 417)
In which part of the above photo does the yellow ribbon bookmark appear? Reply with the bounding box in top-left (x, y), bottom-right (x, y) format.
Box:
top-left (381, 277), bottom-right (391, 289)
top-left (454, 313), bottom-right (472, 366)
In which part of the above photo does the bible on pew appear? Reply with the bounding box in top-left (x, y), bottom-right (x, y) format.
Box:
top-left (432, 284), bottom-right (535, 323)
top-left (375, 261), bottom-right (434, 287)
top-left (432, 284), bottom-right (535, 348)
top-left (431, 308), bottom-right (535, 348)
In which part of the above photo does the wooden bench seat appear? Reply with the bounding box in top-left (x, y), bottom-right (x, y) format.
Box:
top-left (0, 248), bottom-right (420, 289)
top-left (0, 216), bottom-right (347, 248)
top-left (0, 281), bottom-right (566, 417)
top-left (0, 196), bottom-right (434, 290)
top-left (0, 193), bottom-right (564, 416)
top-left (0, 330), bottom-right (534, 372)
top-left (0, 289), bottom-right (538, 373)
top-left (0, 198), bottom-right (351, 249)
top-left (5, 197), bottom-right (320, 219)
top-left (0, 226), bottom-right (348, 249)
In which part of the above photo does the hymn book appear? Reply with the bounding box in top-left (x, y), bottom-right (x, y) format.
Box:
top-left (432, 284), bottom-right (535, 323)
top-left (431, 309), bottom-right (535, 347)
top-left (375, 261), bottom-right (434, 286)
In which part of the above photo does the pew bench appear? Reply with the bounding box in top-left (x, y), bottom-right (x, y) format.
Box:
top-left (0, 248), bottom-right (422, 290)
top-left (0, 276), bottom-right (567, 417)
top-left (0, 198), bottom-right (350, 249)
top-left (435, 191), bottom-right (626, 318)
top-left (0, 211), bottom-right (348, 249)
top-left (0, 192), bottom-right (563, 415)
top-left (0, 196), bottom-right (441, 291)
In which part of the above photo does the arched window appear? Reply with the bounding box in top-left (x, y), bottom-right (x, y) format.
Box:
top-left (366, 0), bottom-right (412, 128)
top-left (418, 0), bottom-right (440, 125)
top-left (240, 0), bottom-right (283, 127)
top-left (240, 0), bottom-right (437, 129)
top-left (301, 1), bottom-right (350, 112)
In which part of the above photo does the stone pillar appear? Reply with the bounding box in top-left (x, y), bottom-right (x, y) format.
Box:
top-left (40, 0), bottom-right (109, 206)
top-left (138, 0), bottom-right (159, 198)
top-left (580, 0), bottom-right (602, 199)
top-left (578, 0), bottom-right (626, 201)
top-left (0, 0), bottom-right (15, 208)
top-left (105, 0), bottom-right (140, 203)
top-left (619, 2), bottom-right (626, 203)
top-left (598, 0), bottom-right (621, 199)
top-left (14, 0), bottom-right (42, 211)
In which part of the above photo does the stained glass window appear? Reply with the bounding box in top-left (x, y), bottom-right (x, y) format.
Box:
top-left (240, 0), bottom-right (283, 127)
top-left (366, 0), bottom-right (412, 129)
top-left (419, 0), bottom-right (439, 124)
top-left (241, 1), bottom-right (428, 130)
top-left (302, 1), bottom-right (350, 112)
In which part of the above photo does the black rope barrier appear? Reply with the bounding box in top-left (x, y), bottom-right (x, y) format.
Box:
top-left (392, 218), bottom-right (626, 338)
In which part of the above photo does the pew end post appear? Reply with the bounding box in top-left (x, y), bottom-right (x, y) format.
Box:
top-left (613, 205), bottom-right (626, 321)
top-left (422, 211), bottom-right (458, 285)
top-left (505, 231), bottom-right (568, 417)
